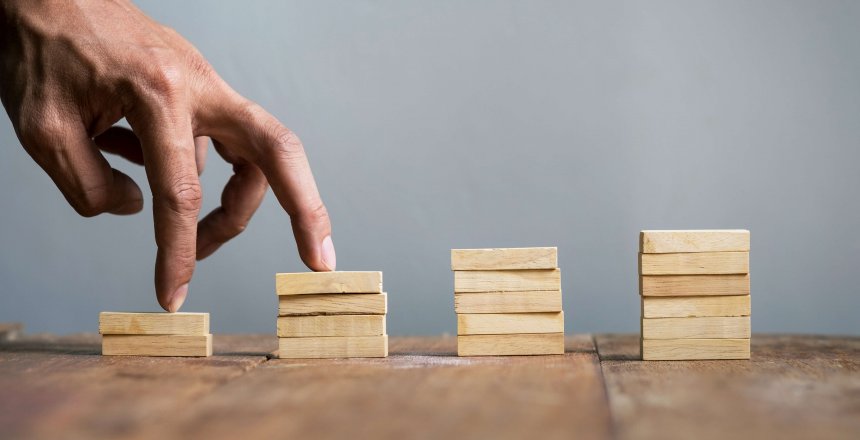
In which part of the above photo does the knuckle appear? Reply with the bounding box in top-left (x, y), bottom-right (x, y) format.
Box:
top-left (70, 182), bottom-right (112, 218)
top-left (296, 201), bottom-right (330, 228)
top-left (269, 126), bottom-right (307, 164)
top-left (139, 53), bottom-right (186, 98)
top-left (162, 179), bottom-right (203, 214)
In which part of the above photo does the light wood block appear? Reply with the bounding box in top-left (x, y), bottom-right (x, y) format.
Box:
top-left (277, 315), bottom-right (386, 337)
top-left (451, 247), bottom-right (557, 270)
top-left (457, 312), bottom-right (564, 335)
top-left (640, 230), bottom-right (750, 254)
top-left (640, 274), bottom-right (750, 297)
top-left (454, 269), bottom-right (561, 293)
top-left (457, 333), bottom-right (564, 356)
top-left (277, 335), bottom-right (388, 359)
top-left (639, 252), bottom-right (749, 275)
top-left (276, 271), bottom-right (382, 295)
top-left (99, 312), bottom-right (209, 335)
top-left (642, 296), bottom-right (751, 318)
top-left (102, 334), bottom-right (212, 357)
top-left (641, 316), bottom-right (751, 339)
top-left (278, 292), bottom-right (387, 316)
top-left (641, 338), bottom-right (750, 360)
top-left (454, 290), bottom-right (563, 314)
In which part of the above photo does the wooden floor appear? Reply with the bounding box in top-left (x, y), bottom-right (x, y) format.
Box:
top-left (0, 325), bottom-right (858, 440)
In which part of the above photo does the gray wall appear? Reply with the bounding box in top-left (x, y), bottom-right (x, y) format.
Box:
top-left (1, 0), bottom-right (858, 335)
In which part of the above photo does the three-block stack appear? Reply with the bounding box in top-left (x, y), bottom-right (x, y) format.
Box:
top-left (276, 271), bottom-right (388, 359)
top-left (639, 230), bottom-right (751, 360)
top-left (452, 247), bottom-right (564, 356)
top-left (100, 312), bottom-right (212, 357)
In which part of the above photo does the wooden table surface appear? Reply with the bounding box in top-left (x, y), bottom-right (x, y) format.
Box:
top-left (1, 326), bottom-right (858, 440)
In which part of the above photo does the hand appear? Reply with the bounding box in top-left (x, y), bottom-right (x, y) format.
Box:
top-left (0, 0), bottom-right (336, 311)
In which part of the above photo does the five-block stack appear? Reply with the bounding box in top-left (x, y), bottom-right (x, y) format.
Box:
top-left (452, 247), bottom-right (564, 356)
top-left (100, 312), bottom-right (212, 357)
top-left (276, 271), bottom-right (388, 359)
top-left (639, 230), bottom-right (751, 360)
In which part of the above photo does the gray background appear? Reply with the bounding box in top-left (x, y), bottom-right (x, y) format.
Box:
top-left (1, 0), bottom-right (858, 335)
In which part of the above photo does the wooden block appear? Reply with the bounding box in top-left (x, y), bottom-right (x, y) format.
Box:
top-left (101, 334), bottom-right (212, 357)
top-left (276, 271), bottom-right (382, 295)
top-left (99, 312), bottom-right (209, 335)
top-left (457, 333), bottom-right (564, 356)
top-left (640, 274), bottom-right (750, 297)
top-left (642, 296), bottom-right (750, 318)
top-left (277, 315), bottom-right (386, 337)
top-left (278, 335), bottom-right (388, 359)
top-left (454, 290), bottom-right (563, 313)
top-left (457, 312), bottom-right (564, 335)
top-left (454, 269), bottom-right (561, 293)
top-left (641, 316), bottom-right (751, 339)
top-left (640, 230), bottom-right (750, 253)
top-left (639, 252), bottom-right (749, 275)
top-left (279, 292), bottom-right (387, 316)
top-left (641, 338), bottom-right (750, 360)
top-left (451, 247), bottom-right (557, 270)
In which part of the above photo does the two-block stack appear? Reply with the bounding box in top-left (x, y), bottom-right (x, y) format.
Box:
top-left (639, 230), bottom-right (751, 360)
top-left (276, 271), bottom-right (388, 359)
top-left (100, 312), bottom-right (212, 357)
top-left (452, 247), bottom-right (565, 356)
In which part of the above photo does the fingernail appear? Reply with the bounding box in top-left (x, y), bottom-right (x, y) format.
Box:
top-left (321, 235), bottom-right (336, 271)
top-left (168, 283), bottom-right (188, 312)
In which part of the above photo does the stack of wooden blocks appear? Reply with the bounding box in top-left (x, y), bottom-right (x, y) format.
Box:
top-left (276, 271), bottom-right (388, 359)
top-left (452, 247), bottom-right (565, 356)
top-left (639, 230), bottom-right (751, 360)
top-left (100, 312), bottom-right (212, 357)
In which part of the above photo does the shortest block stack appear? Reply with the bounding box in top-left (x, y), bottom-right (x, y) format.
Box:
top-left (100, 312), bottom-right (212, 357)
top-left (453, 247), bottom-right (564, 356)
top-left (276, 271), bottom-right (388, 359)
top-left (639, 230), bottom-right (751, 360)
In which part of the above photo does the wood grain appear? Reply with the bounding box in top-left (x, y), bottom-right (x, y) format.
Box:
top-left (642, 317), bottom-right (751, 339)
top-left (457, 312), bottom-right (564, 335)
top-left (277, 315), bottom-right (386, 337)
top-left (640, 274), bottom-right (750, 296)
top-left (454, 269), bottom-right (561, 293)
top-left (98, 312), bottom-right (209, 335)
top-left (639, 252), bottom-right (749, 275)
top-left (279, 292), bottom-right (387, 316)
top-left (102, 334), bottom-right (213, 357)
top-left (451, 247), bottom-right (558, 270)
top-left (458, 333), bottom-right (565, 356)
top-left (276, 271), bottom-right (383, 295)
top-left (278, 335), bottom-right (388, 359)
top-left (640, 230), bottom-right (750, 253)
top-left (641, 338), bottom-right (750, 360)
top-left (642, 296), bottom-right (751, 318)
top-left (454, 290), bottom-right (563, 313)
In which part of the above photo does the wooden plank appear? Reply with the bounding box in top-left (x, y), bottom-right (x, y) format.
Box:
top-left (640, 230), bottom-right (750, 253)
top-left (102, 334), bottom-right (213, 357)
top-left (458, 333), bottom-right (564, 356)
top-left (275, 271), bottom-right (382, 295)
top-left (639, 252), bottom-right (749, 275)
top-left (98, 312), bottom-right (209, 335)
top-left (642, 317), bottom-right (750, 339)
top-left (642, 296), bottom-right (750, 318)
top-left (454, 290), bottom-right (563, 313)
top-left (640, 274), bottom-right (750, 296)
top-left (457, 312), bottom-right (564, 335)
top-left (279, 292), bottom-right (387, 316)
top-left (640, 338), bottom-right (750, 360)
top-left (0, 322), bottom-right (23, 341)
top-left (277, 315), bottom-right (386, 337)
top-left (278, 335), bottom-right (388, 359)
top-left (454, 269), bottom-right (561, 293)
top-left (451, 247), bottom-right (558, 270)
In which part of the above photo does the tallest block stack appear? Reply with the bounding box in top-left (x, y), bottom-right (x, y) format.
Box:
top-left (639, 230), bottom-right (751, 360)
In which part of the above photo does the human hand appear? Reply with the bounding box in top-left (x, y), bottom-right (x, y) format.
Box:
top-left (0, 0), bottom-right (336, 311)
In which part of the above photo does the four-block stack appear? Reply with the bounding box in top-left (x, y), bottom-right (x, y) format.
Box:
top-left (639, 230), bottom-right (751, 360)
top-left (100, 312), bottom-right (212, 357)
top-left (453, 247), bottom-right (565, 356)
top-left (276, 271), bottom-right (388, 359)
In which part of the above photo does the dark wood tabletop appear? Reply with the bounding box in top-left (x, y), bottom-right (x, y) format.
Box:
top-left (0, 325), bottom-right (857, 440)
